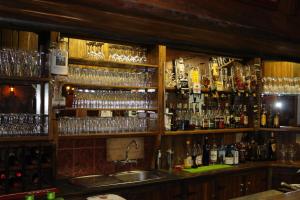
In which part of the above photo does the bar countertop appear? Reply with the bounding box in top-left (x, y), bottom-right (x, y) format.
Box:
top-left (57, 161), bottom-right (300, 199)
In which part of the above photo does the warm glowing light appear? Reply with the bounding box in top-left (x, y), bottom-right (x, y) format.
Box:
top-left (275, 101), bottom-right (283, 109)
top-left (9, 86), bottom-right (15, 93)
top-left (66, 86), bottom-right (71, 91)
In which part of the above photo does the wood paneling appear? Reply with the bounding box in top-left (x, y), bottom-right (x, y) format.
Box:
top-left (0, 1), bottom-right (299, 59)
top-left (0, 29), bottom-right (38, 50)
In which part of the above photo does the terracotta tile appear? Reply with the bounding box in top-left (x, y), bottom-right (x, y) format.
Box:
top-left (58, 140), bottom-right (74, 149)
top-left (96, 162), bottom-right (115, 175)
top-left (74, 139), bottom-right (94, 148)
top-left (73, 148), bottom-right (95, 176)
top-left (57, 149), bottom-right (73, 178)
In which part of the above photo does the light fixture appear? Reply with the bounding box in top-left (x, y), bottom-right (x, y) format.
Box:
top-left (9, 85), bottom-right (15, 95)
top-left (274, 101), bottom-right (283, 109)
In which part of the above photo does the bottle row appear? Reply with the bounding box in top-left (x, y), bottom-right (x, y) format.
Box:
top-left (0, 144), bottom-right (53, 194)
top-left (165, 57), bottom-right (259, 93)
top-left (181, 133), bottom-right (277, 169)
top-left (165, 92), bottom-right (259, 131)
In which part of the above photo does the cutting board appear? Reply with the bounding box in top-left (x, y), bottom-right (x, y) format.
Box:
top-left (183, 164), bottom-right (233, 173)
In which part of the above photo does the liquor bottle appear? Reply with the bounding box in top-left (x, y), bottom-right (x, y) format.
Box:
top-left (243, 105), bottom-right (249, 128)
top-left (268, 132), bottom-right (277, 161)
top-left (184, 140), bottom-right (192, 168)
top-left (238, 142), bottom-right (246, 163)
top-left (49, 40), bottom-right (69, 75)
top-left (273, 111), bottom-right (280, 128)
top-left (218, 144), bottom-right (226, 164)
top-left (224, 146), bottom-right (234, 165)
top-left (260, 105), bottom-right (267, 128)
top-left (232, 144), bottom-right (239, 165)
top-left (0, 172), bottom-right (6, 190)
top-left (210, 140), bottom-right (218, 164)
top-left (191, 143), bottom-right (198, 168)
top-left (170, 104), bottom-right (178, 131)
top-left (224, 103), bottom-right (231, 128)
top-left (202, 136), bottom-right (210, 166)
top-left (195, 143), bottom-right (203, 167)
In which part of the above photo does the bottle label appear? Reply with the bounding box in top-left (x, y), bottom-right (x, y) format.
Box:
top-left (210, 150), bottom-right (218, 162)
top-left (184, 156), bottom-right (192, 168)
top-left (196, 155), bottom-right (203, 166)
top-left (271, 144), bottom-right (276, 152)
top-left (274, 117), bottom-right (279, 127)
top-left (261, 114), bottom-right (266, 126)
top-left (50, 53), bottom-right (68, 75)
top-left (224, 157), bottom-right (234, 165)
top-left (244, 116), bottom-right (248, 125)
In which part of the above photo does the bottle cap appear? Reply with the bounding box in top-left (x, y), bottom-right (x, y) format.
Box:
top-left (47, 192), bottom-right (56, 200)
top-left (25, 194), bottom-right (34, 200)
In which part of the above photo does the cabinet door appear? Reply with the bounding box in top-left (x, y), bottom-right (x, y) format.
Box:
top-left (272, 167), bottom-right (300, 189)
top-left (245, 169), bottom-right (268, 195)
top-left (215, 174), bottom-right (244, 200)
top-left (161, 182), bottom-right (183, 200)
top-left (186, 178), bottom-right (215, 200)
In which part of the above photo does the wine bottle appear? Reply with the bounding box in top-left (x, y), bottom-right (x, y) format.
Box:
top-left (183, 140), bottom-right (192, 169)
top-left (210, 140), bottom-right (218, 165)
top-left (260, 105), bottom-right (267, 128)
top-left (268, 132), bottom-right (277, 161)
top-left (195, 143), bottom-right (203, 167)
top-left (202, 136), bottom-right (210, 166)
top-left (273, 111), bottom-right (280, 128)
top-left (191, 143), bottom-right (198, 168)
top-left (224, 146), bottom-right (234, 165)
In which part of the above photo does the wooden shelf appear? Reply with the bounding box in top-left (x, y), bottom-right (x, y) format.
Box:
top-left (258, 126), bottom-right (300, 132)
top-left (58, 131), bottom-right (159, 139)
top-left (0, 76), bottom-right (50, 83)
top-left (165, 87), bottom-right (233, 93)
top-left (63, 82), bottom-right (158, 90)
top-left (0, 136), bottom-right (50, 142)
top-left (56, 108), bottom-right (158, 111)
top-left (69, 58), bottom-right (158, 69)
top-left (164, 128), bottom-right (254, 135)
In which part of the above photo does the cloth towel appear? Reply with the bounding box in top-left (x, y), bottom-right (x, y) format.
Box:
top-left (87, 194), bottom-right (126, 200)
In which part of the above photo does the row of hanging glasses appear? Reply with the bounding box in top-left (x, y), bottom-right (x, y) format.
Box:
top-left (262, 77), bottom-right (300, 95)
top-left (58, 116), bottom-right (148, 135)
top-left (72, 89), bottom-right (157, 109)
top-left (86, 41), bottom-right (105, 60)
top-left (0, 113), bottom-right (48, 136)
top-left (85, 41), bottom-right (148, 64)
top-left (109, 44), bottom-right (147, 64)
top-left (0, 48), bottom-right (42, 78)
top-left (68, 65), bottom-right (154, 87)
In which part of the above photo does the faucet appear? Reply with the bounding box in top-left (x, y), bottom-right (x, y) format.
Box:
top-left (115, 139), bottom-right (139, 165)
top-left (125, 139), bottom-right (139, 162)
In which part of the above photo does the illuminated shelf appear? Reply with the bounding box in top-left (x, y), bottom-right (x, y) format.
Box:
top-left (258, 126), bottom-right (300, 132)
top-left (69, 58), bottom-right (158, 69)
top-left (0, 135), bottom-right (50, 142)
top-left (164, 128), bottom-right (254, 135)
top-left (62, 82), bottom-right (158, 90)
top-left (58, 131), bottom-right (159, 139)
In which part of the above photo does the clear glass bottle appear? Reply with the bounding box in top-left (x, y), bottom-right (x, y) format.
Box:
top-left (49, 40), bottom-right (69, 75)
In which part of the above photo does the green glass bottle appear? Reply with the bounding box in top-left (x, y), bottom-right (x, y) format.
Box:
top-left (25, 194), bottom-right (34, 200)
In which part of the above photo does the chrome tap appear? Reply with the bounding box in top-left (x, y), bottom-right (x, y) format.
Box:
top-left (125, 139), bottom-right (139, 162)
top-left (115, 139), bottom-right (139, 165)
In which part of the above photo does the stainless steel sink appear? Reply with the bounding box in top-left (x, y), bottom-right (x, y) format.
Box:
top-left (70, 170), bottom-right (165, 188)
top-left (70, 174), bottom-right (121, 188)
top-left (111, 170), bottom-right (164, 183)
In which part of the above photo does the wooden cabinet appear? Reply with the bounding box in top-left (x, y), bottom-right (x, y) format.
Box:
top-left (245, 170), bottom-right (268, 195)
top-left (113, 181), bottom-right (182, 200)
top-left (186, 178), bottom-right (215, 200)
top-left (215, 169), bottom-right (268, 200)
top-left (216, 174), bottom-right (244, 200)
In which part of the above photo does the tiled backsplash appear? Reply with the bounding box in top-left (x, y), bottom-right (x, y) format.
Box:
top-left (57, 137), bottom-right (155, 178)
top-left (106, 138), bottom-right (144, 161)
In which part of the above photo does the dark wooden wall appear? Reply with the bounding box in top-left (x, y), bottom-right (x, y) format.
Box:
top-left (0, 0), bottom-right (299, 60)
